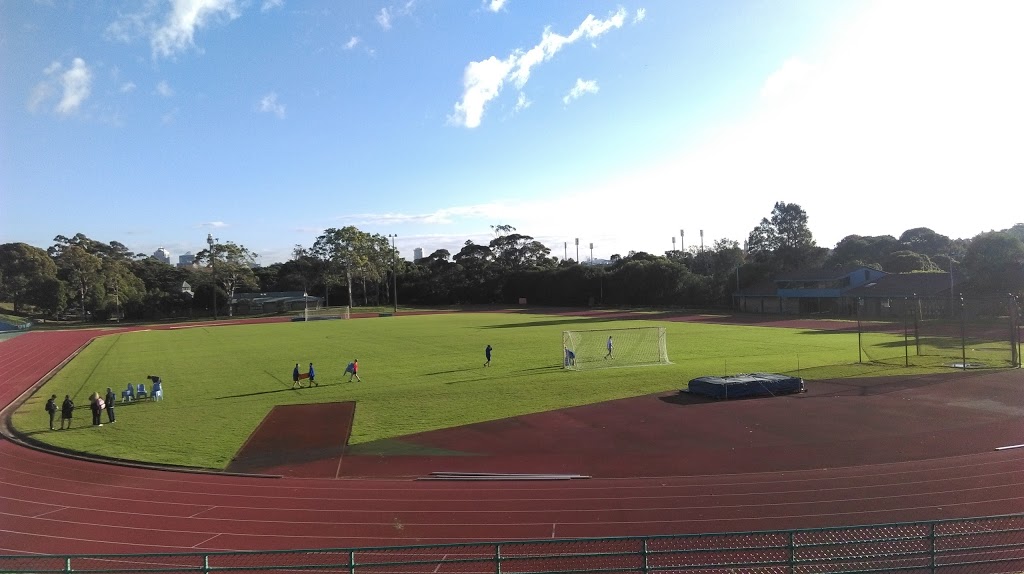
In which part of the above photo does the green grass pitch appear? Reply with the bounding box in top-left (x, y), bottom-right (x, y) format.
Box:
top-left (12, 312), bottom-right (948, 469)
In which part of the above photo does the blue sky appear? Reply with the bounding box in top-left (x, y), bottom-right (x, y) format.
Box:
top-left (2, 0), bottom-right (1022, 265)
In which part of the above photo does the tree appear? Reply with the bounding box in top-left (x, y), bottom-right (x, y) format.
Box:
top-left (195, 241), bottom-right (259, 316)
top-left (55, 245), bottom-right (103, 318)
top-left (747, 202), bottom-right (817, 271)
top-left (311, 227), bottom-right (368, 309)
top-left (899, 228), bottom-right (951, 257)
top-left (0, 243), bottom-right (60, 313)
top-left (882, 250), bottom-right (938, 273)
top-left (962, 231), bottom-right (1024, 294)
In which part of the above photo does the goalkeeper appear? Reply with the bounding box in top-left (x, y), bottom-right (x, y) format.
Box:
top-left (564, 347), bottom-right (576, 367)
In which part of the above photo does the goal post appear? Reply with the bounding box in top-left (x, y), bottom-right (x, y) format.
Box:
top-left (299, 306), bottom-right (350, 321)
top-left (562, 326), bottom-right (670, 370)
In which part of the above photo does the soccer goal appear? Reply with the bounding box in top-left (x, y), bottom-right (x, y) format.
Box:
top-left (562, 326), bottom-right (670, 370)
top-left (298, 305), bottom-right (351, 322)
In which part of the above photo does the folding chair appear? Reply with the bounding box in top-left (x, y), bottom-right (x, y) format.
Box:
top-left (136, 383), bottom-right (148, 399)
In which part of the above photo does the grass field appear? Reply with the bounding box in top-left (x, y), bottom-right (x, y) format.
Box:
top-left (12, 311), bottom-right (958, 469)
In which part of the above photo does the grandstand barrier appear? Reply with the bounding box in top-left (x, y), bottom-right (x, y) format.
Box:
top-left (2, 513), bottom-right (1022, 573)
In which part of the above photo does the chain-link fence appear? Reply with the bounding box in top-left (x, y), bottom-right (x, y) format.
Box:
top-left (3, 513), bottom-right (1022, 573)
top-left (857, 295), bottom-right (1022, 369)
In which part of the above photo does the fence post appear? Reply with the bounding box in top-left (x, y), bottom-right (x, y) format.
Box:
top-left (929, 522), bottom-right (936, 574)
top-left (203, 554), bottom-right (210, 574)
top-left (64, 557), bottom-right (72, 573)
top-left (495, 543), bottom-right (502, 574)
top-left (349, 550), bottom-right (355, 574)
top-left (641, 538), bottom-right (650, 574)
top-left (788, 531), bottom-right (795, 574)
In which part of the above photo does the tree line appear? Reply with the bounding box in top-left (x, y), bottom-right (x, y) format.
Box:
top-left (1, 203), bottom-right (1022, 321)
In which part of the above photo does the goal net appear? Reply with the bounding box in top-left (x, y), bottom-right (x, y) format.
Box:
top-left (562, 327), bottom-right (670, 370)
top-left (301, 305), bottom-right (351, 321)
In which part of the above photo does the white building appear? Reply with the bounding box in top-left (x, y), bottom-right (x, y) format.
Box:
top-left (177, 251), bottom-right (195, 267)
top-left (414, 247), bottom-right (423, 261)
top-left (153, 247), bottom-right (171, 265)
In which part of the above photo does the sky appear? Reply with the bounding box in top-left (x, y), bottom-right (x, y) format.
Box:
top-left (2, 0), bottom-right (1022, 265)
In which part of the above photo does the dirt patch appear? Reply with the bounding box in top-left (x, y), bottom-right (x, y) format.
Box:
top-left (227, 402), bottom-right (354, 478)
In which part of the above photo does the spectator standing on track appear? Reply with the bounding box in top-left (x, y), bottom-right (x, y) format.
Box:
top-left (605, 336), bottom-right (613, 359)
top-left (348, 359), bottom-right (361, 382)
top-left (484, 344), bottom-right (493, 367)
top-left (308, 363), bottom-right (316, 386)
top-left (45, 394), bottom-right (58, 430)
top-left (104, 387), bottom-right (116, 423)
top-left (60, 394), bottom-right (74, 429)
top-left (292, 363), bottom-right (301, 388)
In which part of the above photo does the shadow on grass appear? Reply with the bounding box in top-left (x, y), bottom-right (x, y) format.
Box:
top-left (425, 367), bottom-right (482, 376)
top-left (443, 364), bottom-right (563, 384)
top-left (479, 317), bottom-right (635, 329)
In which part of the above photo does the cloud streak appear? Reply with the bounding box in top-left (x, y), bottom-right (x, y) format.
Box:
top-left (151, 0), bottom-right (242, 58)
top-left (450, 8), bottom-right (627, 128)
top-left (563, 78), bottom-right (598, 104)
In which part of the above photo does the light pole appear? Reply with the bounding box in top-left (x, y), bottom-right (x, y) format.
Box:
top-left (388, 234), bottom-right (398, 313)
top-left (206, 234), bottom-right (218, 320)
top-left (589, 243), bottom-right (594, 263)
top-left (672, 236), bottom-right (676, 253)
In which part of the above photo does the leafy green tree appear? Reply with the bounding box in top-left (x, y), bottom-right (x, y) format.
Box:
top-left (826, 235), bottom-right (899, 269)
top-left (962, 231), bottom-right (1024, 294)
top-left (0, 242), bottom-right (60, 313)
top-left (747, 201), bottom-right (817, 271)
top-left (311, 226), bottom-right (368, 308)
top-left (195, 240), bottom-right (258, 316)
top-left (882, 250), bottom-right (938, 273)
top-left (899, 227), bottom-right (951, 257)
top-left (55, 244), bottom-right (103, 318)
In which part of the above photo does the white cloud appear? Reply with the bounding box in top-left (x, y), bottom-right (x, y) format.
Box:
top-left (450, 8), bottom-right (626, 128)
top-left (397, 1), bottom-right (1024, 259)
top-left (759, 57), bottom-right (815, 99)
top-left (258, 92), bottom-right (286, 118)
top-left (563, 78), bottom-right (598, 105)
top-left (120, 81), bottom-right (137, 93)
top-left (376, 7), bottom-right (392, 30)
top-left (514, 92), bottom-right (531, 112)
top-left (155, 80), bottom-right (174, 97)
top-left (633, 8), bottom-right (646, 23)
top-left (56, 58), bottom-right (92, 115)
top-left (151, 0), bottom-right (242, 58)
top-left (200, 221), bottom-right (229, 229)
top-left (344, 36), bottom-right (360, 50)
top-left (261, 0), bottom-right (283, 12)
top-left (487, 0), bottom-right (506, 13)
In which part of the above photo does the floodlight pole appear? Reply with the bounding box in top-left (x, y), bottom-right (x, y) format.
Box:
top-left (388, 234), bottom-right (398, 313)
top-left (207, 234), bottom-right (218, 320)
top-left (575, 238), bottom-right (579, 263)
top-left (856, 297), bottom-right (863, 364)
top-left (589, 243), bottom-right (594, 263)
top-left (960, 293), bottom-right (966, 371)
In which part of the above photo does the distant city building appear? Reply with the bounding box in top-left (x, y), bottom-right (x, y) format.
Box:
top-left (153, 247), bottom-right (171, 264)
top-left (414, 247), bottom-right (423, 261)
top-left (177, 251), bottom-right (195, 267)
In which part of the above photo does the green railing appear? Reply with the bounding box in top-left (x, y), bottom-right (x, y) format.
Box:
top-left (3, 513), bottom-right (1023, 573)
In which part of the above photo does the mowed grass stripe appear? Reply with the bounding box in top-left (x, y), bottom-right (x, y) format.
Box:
top-left (11, 312), bottom-right (939, 470)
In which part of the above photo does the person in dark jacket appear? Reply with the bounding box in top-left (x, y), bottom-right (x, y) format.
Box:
top-left (104, 387), bottom-right (116, 423)
top-left (45, 395), bottom-right (58, 430)
top-left (60, 395), bottom-right (74, 430)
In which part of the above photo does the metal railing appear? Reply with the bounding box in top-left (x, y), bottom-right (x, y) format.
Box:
top-left (3, 513), bottom-right (1023, 573)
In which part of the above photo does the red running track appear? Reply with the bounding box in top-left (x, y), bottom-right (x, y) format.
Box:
top-left (1, 322), bottom-right (1023, 556)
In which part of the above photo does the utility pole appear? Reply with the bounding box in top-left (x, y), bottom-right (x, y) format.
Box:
top-left (207, 234), bottom-right (218, 320)
top-left (388, 234), bottom-right (398, 313)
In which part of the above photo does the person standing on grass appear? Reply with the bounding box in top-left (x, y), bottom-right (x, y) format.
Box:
top-left (89, 392), bottom-right (103, 427)
top-left (292, 363), bottom-right (301, 388)
top-left (104, 388), bottom-right (116, 423)
top-left (605, 336), bottom-right (613, 359)
top-left (60, 394), bottom-right (74, 430)
top-left (308, 363), bottom-right (316, 387)
top-left (45, 394), bottom-right (58, 430)
top-left (348, 359), bottom-right (361, 382)
top-left (484, 344), bottom-right (493, 367)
